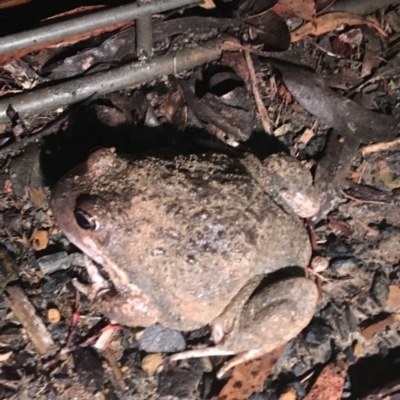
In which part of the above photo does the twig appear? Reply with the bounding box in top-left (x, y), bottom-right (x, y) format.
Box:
top-left (104, 348), bottom-right (127, 392)
top-left (353, 218), bottom-right (379, 236)
top-left (361, 137), bottom-right (400, 156)
top-left (340, 190), bottom-right (393, 205)
top-left (244, 51), bottom-right (274, 134)
top-left (4, 284), bottom-right (58, 355)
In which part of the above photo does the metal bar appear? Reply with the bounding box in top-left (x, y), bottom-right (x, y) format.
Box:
top-left (0, 38), bottom-right (227, 123)
top-left (0, 0), bottom-right (201, 56)
top-left (136, 15), bottom-right (153, 57)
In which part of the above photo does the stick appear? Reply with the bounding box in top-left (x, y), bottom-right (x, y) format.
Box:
top-left (244, 50), bottom-right (274, 134)
top-left (4, 284), bottom-right (57, 355)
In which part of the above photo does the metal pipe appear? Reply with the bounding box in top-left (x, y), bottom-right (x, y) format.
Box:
top-left (0, 0), bottom-right (201, 56)
top-left (136, 15), bottom-right (153, 57)
top-left (0, 38), bottom-right (227, 123)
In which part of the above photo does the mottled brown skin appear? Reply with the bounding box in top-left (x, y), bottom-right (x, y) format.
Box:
top-left (51, 148), bottom-right (318, 358)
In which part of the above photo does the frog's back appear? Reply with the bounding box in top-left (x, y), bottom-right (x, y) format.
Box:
top-left (110, 152), bottom-right (311, 330)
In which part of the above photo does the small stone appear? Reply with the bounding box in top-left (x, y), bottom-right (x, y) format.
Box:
top-left (68, 252), bottom-right (87, 267)
top-left (73, 347), bottom-right (104, 393)
top-left (158, 359), bottom-right (203, 399)
top-left (47, 308), bottom-right (61, 324)
top-left (37, 252), bottom-right (71, 275)
top-left (311, 256), bottom-right (329, 273)
top-left (331, 258), bottom-right (358, 277)
top-left (138, 324), bottom-right (186, 353)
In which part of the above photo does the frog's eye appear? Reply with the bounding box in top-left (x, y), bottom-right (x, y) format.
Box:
top-left (75, 208), bottom-right (102, 231)
top-left (74, 194), bottom-right (107, 231)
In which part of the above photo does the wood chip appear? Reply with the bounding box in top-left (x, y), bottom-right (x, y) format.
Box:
top-left (200, 0), bottom-right (215, 9)
top-left (47, 308), bottom-right (61, 324)
top-left (141, 353), bottom-right (163, 376)
top-left (218, 345), bottom-right (285, 400)
top-left (4, 284), bottom-right (57, 355)
top-left (279, 386), bottom-right (297, 400)
top-left (361, 315), bottom-right (396, 340)
top-left (297, 128), bottom-right (315, 145)
top-left (361, 137), bottom-right (400, 156)
top-left (386, 285), bottom-right (400, 312)
top-left (304, 364), bottom-right (346, 400)
top-left (0, 351), bottom-right (12, 362)
top-left (30, 230), bottom-right (49, 251)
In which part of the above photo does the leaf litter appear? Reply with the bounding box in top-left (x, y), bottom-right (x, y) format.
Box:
top-left (2, 0), bottom-right (400, 398)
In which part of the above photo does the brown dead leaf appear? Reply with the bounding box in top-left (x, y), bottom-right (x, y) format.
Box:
top-left (30, 230), bottom-right (48, 251)
top-left (277, 0), bottom-right (316, 21)
top-left (304, 364), bottom-right (347, 400)
top-left (361, 315), bottom-right (396, 340)
top-left (291, 12), bottom-right (387, 42)
top-left (218, 345), bottom-right (285, 400)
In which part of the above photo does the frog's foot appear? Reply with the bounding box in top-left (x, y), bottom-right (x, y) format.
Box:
top-left (72, 256), bottom-right (110, 300)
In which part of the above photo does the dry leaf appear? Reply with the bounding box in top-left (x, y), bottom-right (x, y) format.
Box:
top-left (141, 353), bottom-right (163, 376)
top-left (277, 0), bottom-right (316, 21)
top-left (47, 308), bottom-right (61, 324)
top-left (31, 230), bottom-right (49, 251)
top-left (218, 345), bottom-right (285, 400)
top-left (291, 12), bottom-right (387, 42)
top-left (304, 364), bottom-right (346, 400)
top-left (387, 285), bottom-right (400, 312)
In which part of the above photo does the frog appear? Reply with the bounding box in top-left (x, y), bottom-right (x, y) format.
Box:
top-left (50, 148), bottom-right (320, 377)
